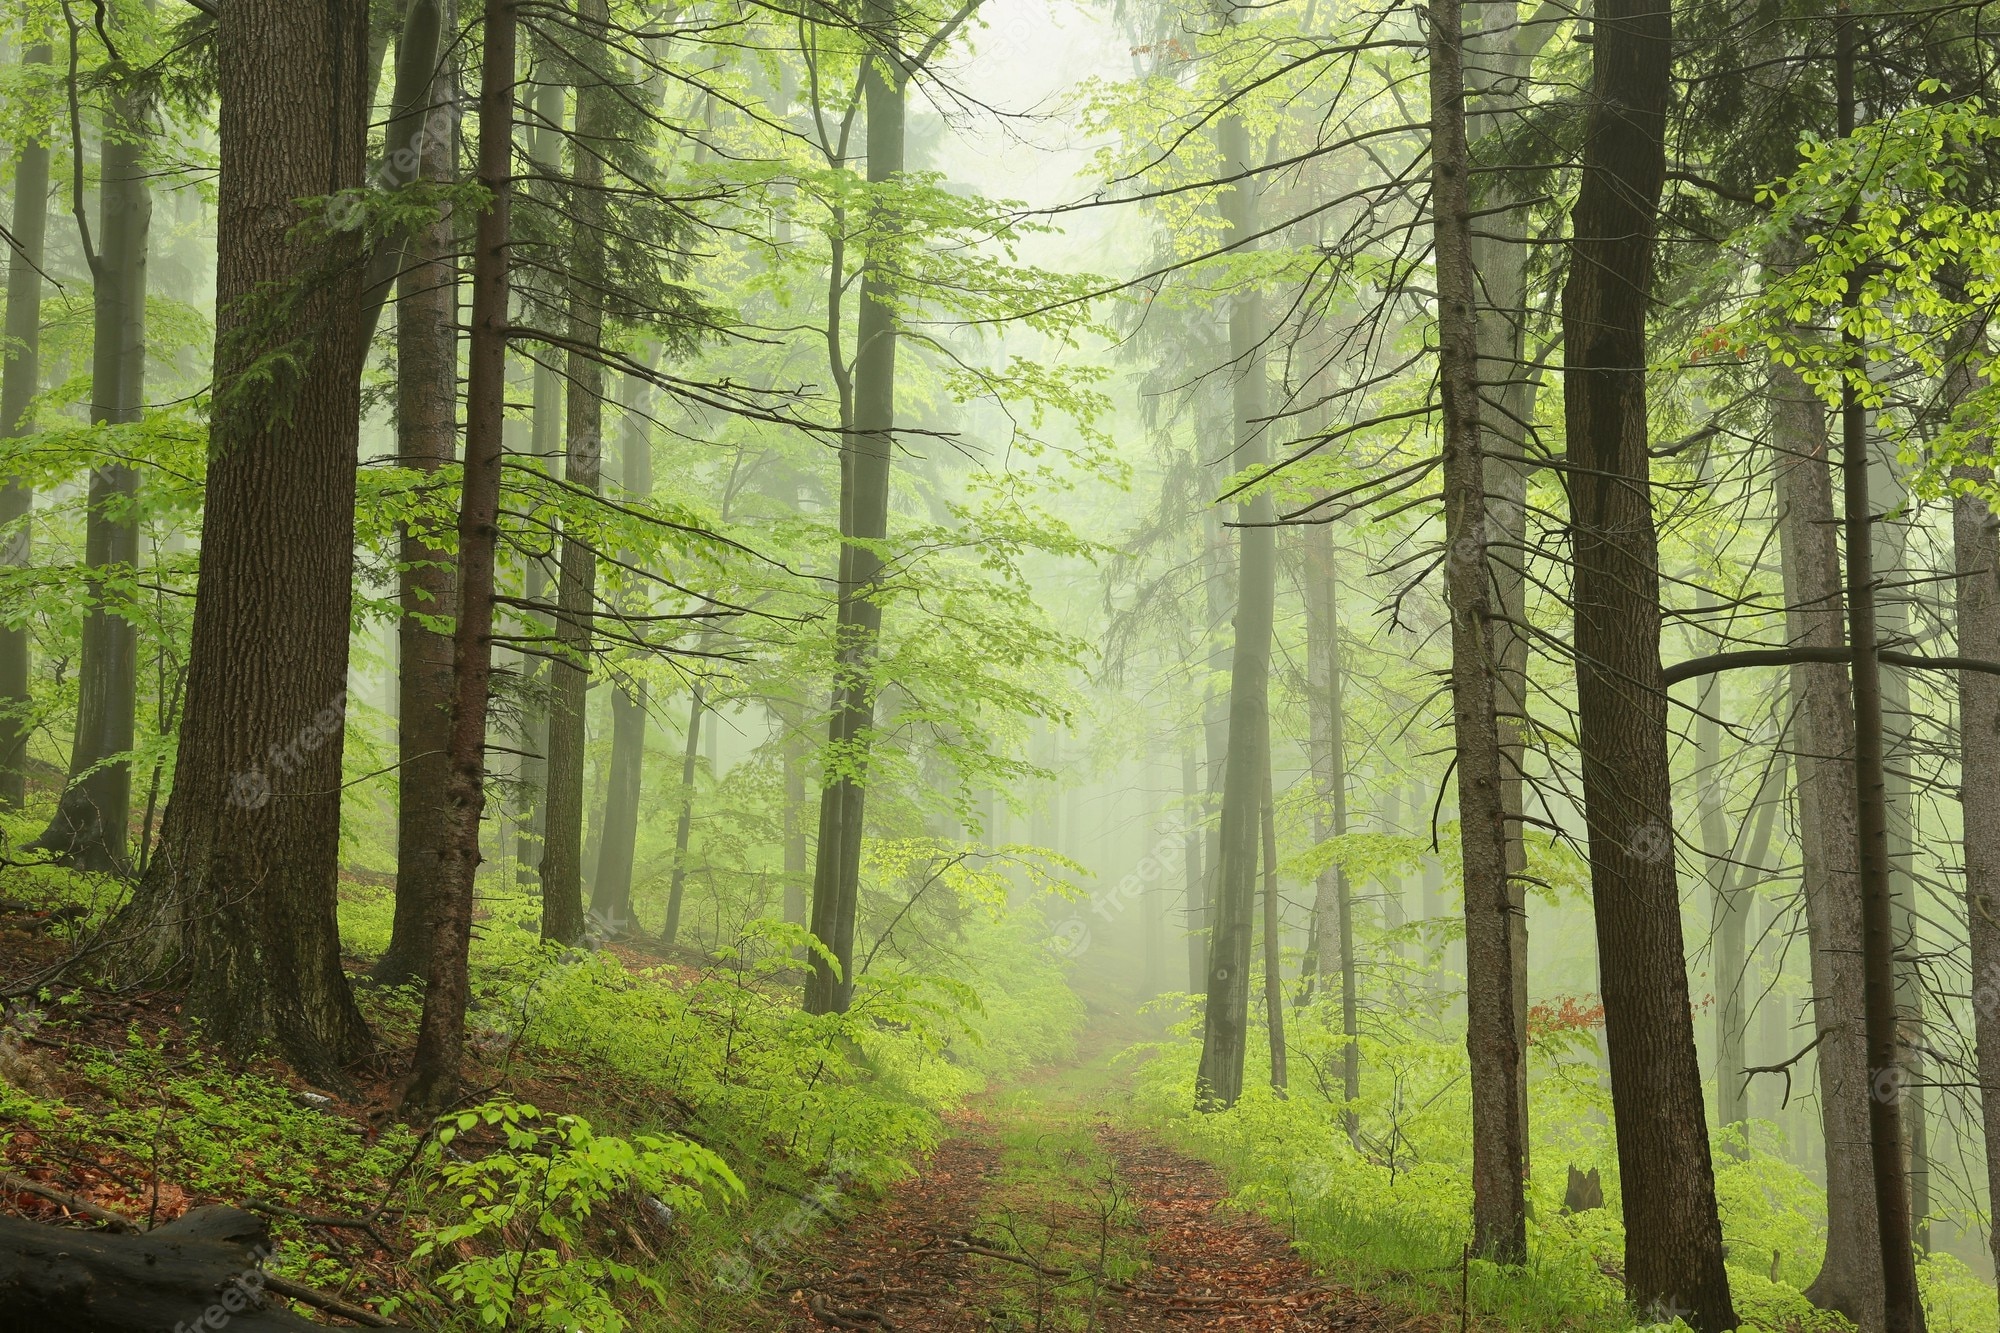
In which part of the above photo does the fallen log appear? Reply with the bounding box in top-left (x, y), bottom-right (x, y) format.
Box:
top-left (0, 1205), bottom-right (415, 1332)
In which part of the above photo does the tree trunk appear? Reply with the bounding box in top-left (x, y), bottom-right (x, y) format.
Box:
top-left (511, 74), bottom-right (566, 887)
top-left (803, 0), bottom-right (905, 1014)
top-left (0, 44), bottom-right (51, 812)
top-left (1260, 741), bottom-right (1285, 1095)
top-left (1707, 709), bottom-right (1783, 1144)
top-left (1951, 457), bottom-right (2000, 1283)
top-left (375, 0), bottom-right (459, 987)
top-left (1196, 501), bottom-right (1233, 987)
top-left (1765, 325), bottom-right (1885, 1326)
top-left (586, 370), bottom-right (655, 938)
top-left (661, 687), bottom-right (703, 945)
top-left (1194, 85), bottom-right (1274, 1111)
top-left (34, 68), bottom-right (153, 872)
top-left (1182, 743), bottom-right (1203, 991)
top-left (122, 0), bottom-right (374, 1084)
top-left (538, 0), bottom-right (614, 944)
top-left (1431, 0), bottom-right (1527, 1261)
top-left (404, 0), bottom-right (517, 1115)
top-left (1832, 30), bottom-right (1921, 1331)
top-left (1561, 0), bottom-right (1734, 1321)
top-left (783, 714), bottom-right (809, 929)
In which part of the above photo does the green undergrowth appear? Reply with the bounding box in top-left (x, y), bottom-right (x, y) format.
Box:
top-left (1123, 995), bottom-right (1997, 1333)
top-left (0, 863), bottom-right (1085, 1330)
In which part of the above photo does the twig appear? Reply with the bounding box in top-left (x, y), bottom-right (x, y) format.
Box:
top-left (1740, 1029), bottom-right (1828, 1108)
top-left (261, 1271), bottom-right (400, 1327)
top-left (242, 1196), bottom-right (393, 1249)
top-left (0, 1171), bottom-right (136, 1232)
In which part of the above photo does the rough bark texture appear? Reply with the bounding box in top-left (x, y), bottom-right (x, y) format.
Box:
top-left (121, 0), bottom-right (375, 1082)
top-left (539, 0), bottom-right (614, 944)
top-left (34, 72), bottom-right (152, 872)
top-left (376, 1), bottom-right (459, 987)
top-left (0, 1207), bottom-right (414, 1332)
top-left (1765, 340), bottom-right (1883, 1326)
top-left (1193, 88), bottom-right (1274, 1110)
top-left (404, 0), bottom-right (517, 1114)
top-left (1561, 0), bottom-right (1734, 1322)
top-left (0, 45), bottom-right (51, 812)
top-left (1432, 0), bottom-right (1526, 1261)
top-left (804, 2), bottom-right (904, 1014)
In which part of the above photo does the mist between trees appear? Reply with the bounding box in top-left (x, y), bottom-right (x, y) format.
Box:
top-left (2, 0), bottom-right (2000, 1329)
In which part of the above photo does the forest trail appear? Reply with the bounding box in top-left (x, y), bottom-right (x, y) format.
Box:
top-left (767, 989), bottom-right (1440, 1332)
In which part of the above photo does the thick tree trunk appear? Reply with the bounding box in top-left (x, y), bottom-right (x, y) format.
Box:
top-left (538, 0), bottom-right (614, 944)
top-left (122, 0), bottom-right (374, 1083)
top-left (0, 1207), bottom-right (415, 1332)
top-left (404, 0), bottom-right (517, 1115)
top-left (35, 73), bottom-right (152, 872)
top-left (1561, 0), bottom-right (1734, 1322)
top-left (587, 373), bottom-right (655, 937)
top-left (1193, 78), bottom-right (1274, 1109)
top-left (376, 1), bottom-right (460, 987)
top-left (803, 1), bottom-right (905, 1014)
top-left (1431, 0), bottom-right (1526, 1261)
top-left (1196, 502), bottom-right (1233, 986)
top-left (1765, 334), bottom-right (1885, 1326)
top-left (0, 45), bottom-right (51, 813)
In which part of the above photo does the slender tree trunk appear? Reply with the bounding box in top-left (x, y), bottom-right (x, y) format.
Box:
top-left (1951, 453), bottom-right (2000, 1283)
top-left (803, 1), bottom-right (905, 1014)
top-left (1708, 712), bottom-right (1783, 1144)
top-left (122, 0), bottom-right (374, 1083)
top-left (0, 44), bottom-right (51, 811)
top-left (1432, 0), bottom-right (1527, 1261)
top-left (661, 687), bottom-right (703, 946)
top-left (587, 370), bottom-right (655, 938)
top-left (376, 0), bottom-right (458, 986)
top-left (783, 714), bottom-right (809, 929)
top-left (36, 69), bottom-right (153, 872)
top-left (1193, 74), bottom-right (1274, 1110)
top-left (1765, 320), bottom-right (1885, 1326)
top-left (1196, 503), bottom-right (1232, 986)
top-left (1832, 30), bottom-right (1921, 1331)
top-left (538, 0), bottom-right (613, 944)
top-left (405, 0), bottom-right (516, 1114)
top-left (1183, 743), bottom-right (1203, 992)
top-left (512, 75), bottom-right (566, 886)
top-left (1259, 743), bottom-right (1285, 1094)
top-left (1561, 0), bottom-right (1734, 1321)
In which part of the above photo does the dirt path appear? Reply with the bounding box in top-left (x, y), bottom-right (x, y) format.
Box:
top-left (770, 1025), bottom-right (1438, 1332)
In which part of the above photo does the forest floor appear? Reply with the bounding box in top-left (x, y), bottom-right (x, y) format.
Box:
top-left (763, 983), bottom-right (1450, 1333)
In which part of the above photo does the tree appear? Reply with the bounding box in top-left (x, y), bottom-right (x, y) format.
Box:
top-left (1430, 0), bottom-right (1526, 1263)
top-left (123, 0), bottom-right (376, 1082)
top-left (31, 22), bottom-right (154, 872)
top-left (1561, 0), bottom-right (1735, 1320)
top-left (0, 38), bottom-right (51, 812)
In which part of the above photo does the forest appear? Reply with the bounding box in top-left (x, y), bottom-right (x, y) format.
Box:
top-left (0, 0), bottom-right (1997, 1329)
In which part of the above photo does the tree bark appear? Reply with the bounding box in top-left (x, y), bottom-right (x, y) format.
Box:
top-left (34, 63), bottom-right (153, 872)
top-left (0, 43), bottom-right (51, 813)
top-left (1194, 71), bottom-right (1274, 1110)
top-left (803, 0), bottom-right (905, 1014)
top-left (375, 0), bottom-right (459, 987)
top-left (538, 0), bottom-right (613, 945)
top-left (661, 686), bottom-right (703, 945)
top-left (511, 74), bottom-right (566, 887)
top-left (122, 0), bottom-right (374, 1083)
top-left (1765, 327), bottom-right (1885, 1327)
top-left (1182, 743), bottom-right (1203, 992)
top-left (1431, 0), bottom-right (1526, 1261)
top-left (1561, 0), bottom-right (1734, 1321)
top-left (1259, 737), bottom-right (1285, 1095)
top-left (404, 0), bottom-right (517, 1115)
top-left (586, 370), bottom-right (655, 938)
